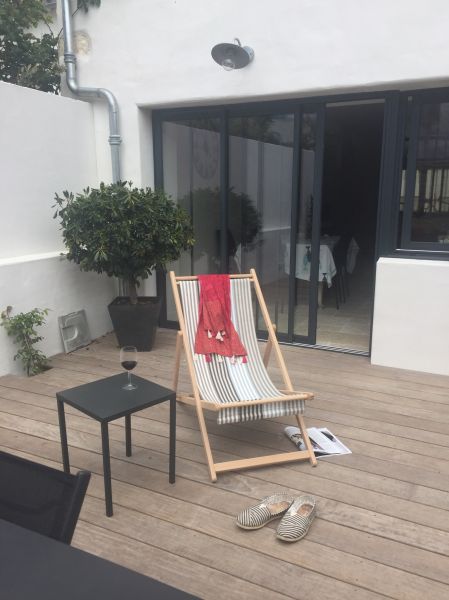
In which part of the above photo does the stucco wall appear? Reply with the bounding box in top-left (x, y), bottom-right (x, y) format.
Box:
top-left (0, 82), bottom-right (98, 258)
top-left (371, 258), bottom-right (449, 376)
top-left (0, 256), bottom-right (115, 376)
top-left (0, 82), bottom-right (115, 376)
top-left (64, 0), bottom-right (449, 183)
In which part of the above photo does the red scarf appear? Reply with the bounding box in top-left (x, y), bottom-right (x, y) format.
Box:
top-left (194, 275), bottom-right (247, 363)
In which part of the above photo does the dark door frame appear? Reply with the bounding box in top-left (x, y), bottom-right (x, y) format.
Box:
top-left (152, 86), bottom-right (449, 354)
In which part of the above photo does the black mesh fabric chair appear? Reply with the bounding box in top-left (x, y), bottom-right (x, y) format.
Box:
top-left (0, 449), bottom-right (90, 544)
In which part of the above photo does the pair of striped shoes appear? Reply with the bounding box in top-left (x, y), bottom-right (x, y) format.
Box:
top-left (236, 493), bottom-right (316, 542)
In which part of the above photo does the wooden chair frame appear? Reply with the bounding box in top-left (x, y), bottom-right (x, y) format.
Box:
top-left (170, 268), bottom-right (317, 482)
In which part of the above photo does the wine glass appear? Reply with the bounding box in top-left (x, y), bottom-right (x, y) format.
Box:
top-left (120, 346), bottom-right (138, 391)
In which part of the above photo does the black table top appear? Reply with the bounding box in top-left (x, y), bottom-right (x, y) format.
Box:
top-left (56, 373), bottom-right (175, 422)
top-left (0, 519), bottom-right (198, 600)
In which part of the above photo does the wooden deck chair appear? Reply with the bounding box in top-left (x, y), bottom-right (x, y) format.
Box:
top-left (170, 269), bottom-right (317, 482)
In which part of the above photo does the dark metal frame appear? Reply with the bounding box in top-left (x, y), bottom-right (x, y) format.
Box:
top-left (153, 85), bottom-right (449, 350)
top-left (286, 108), bottom-right (302, 342)
top-left (57, 393), bottom-right (176, 518)
top-left (305, 104), bottom-right (326, 346)
top-left (399, 89), bottom-right (449, 253)
top-left (0, 447), bottom-right (90, 545)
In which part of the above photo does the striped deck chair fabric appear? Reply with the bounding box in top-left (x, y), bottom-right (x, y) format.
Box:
top-left (179, 278), bottom-right (305, 425)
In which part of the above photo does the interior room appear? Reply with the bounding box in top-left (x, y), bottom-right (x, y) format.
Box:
top-left (315, 101), bottom-right (385, 351)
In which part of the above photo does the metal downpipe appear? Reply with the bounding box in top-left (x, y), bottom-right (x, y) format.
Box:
top-left (61, 0), bottom-right (121, 181)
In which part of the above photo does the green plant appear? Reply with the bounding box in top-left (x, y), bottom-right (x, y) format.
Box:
top-left (53, 181), bottom-right (195, 304)
top-left (0, 0), bottom-right (101, 93)
top-left (1, 306), bottom-right (49, 376)
top-left (0, 0), bottom-right (60, 92)
top-left (180, 187), bottom-right (261, 263)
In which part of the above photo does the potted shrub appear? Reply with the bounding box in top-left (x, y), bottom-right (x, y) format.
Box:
top-left (53, 181), bottom-right (194, 351)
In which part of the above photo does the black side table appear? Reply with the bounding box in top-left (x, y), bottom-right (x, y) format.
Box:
top-left (56, 373), bottom-right (176, 517)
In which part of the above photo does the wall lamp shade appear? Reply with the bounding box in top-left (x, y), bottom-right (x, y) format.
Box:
top-left (211, 38), bottom-right (254, 70)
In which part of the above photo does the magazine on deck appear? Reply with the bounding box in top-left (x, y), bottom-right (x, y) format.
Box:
top-left (284, 426), bottom-right (351, 458)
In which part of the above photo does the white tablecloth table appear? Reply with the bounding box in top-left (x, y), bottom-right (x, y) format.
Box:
top-left (284, 240), bottom-right (337, 285)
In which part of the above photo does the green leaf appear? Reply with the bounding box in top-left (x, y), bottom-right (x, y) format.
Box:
top-left (0, 0), bottom-right (101, 93)
top-left (53, 181), bottom-right (195, 293)
top-left (1, 306), bottom-right (49, 376)
top-left (77, 0), bottom-right (102, 12)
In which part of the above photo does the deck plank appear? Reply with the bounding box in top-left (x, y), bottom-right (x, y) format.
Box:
top-left (1, 329), bottom-right (449, 599)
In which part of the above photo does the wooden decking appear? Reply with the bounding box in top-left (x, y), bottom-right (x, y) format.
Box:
top-left (1, 329), bottom-right (449, 599)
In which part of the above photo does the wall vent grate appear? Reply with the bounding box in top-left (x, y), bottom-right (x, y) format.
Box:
top-left (58, 310), bottom-right (91, 353)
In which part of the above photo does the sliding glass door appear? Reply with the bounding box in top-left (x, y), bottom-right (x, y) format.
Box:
top-left (156, 104), bottom-right (326, 343)
top-left (228, 113), bottom-right (294, 336)
top-left (292, 109), bottom-right (324, 342)
top-left (160, 117), bottom-right (221, 321)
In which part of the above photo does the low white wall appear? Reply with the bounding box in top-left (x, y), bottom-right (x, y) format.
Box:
top-left (0, 82), bottom-right (98, 259)
top-left (371, 258), bottom-right (449, 376)
top-left (0, 82), bottom-right (115, 376)
top-left (0, 256), bottom-right (115, 376)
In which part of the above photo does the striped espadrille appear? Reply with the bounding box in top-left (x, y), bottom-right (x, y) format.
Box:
top-left (276, 495), bottom-right (316, 542)
top-left (236, 494), bottom-right (295, 530)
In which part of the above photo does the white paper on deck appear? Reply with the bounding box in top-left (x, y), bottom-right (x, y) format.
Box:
top-left (284, 426), bottom-right (351, 457)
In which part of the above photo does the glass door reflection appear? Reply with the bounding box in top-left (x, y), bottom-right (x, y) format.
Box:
top-left (228, 114), bottom-right (294, 337)
top-left (161, 117), bottom-right (221, 321)
top-left (292, 112), bottom-right (319, 340)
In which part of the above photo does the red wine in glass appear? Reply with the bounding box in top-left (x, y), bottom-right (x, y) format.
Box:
top-left (120, 346), bottom-right (138, 390)
top-left (121, 360), bottom-right (137, 370)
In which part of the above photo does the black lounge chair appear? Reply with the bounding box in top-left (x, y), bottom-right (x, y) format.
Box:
top-left (0, 449), bottom-right (90, 544)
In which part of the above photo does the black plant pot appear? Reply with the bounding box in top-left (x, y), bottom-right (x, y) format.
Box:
top-left (108, 297), bottom-right (161, 352)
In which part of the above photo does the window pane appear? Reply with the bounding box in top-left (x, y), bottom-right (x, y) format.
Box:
top-left (228, 114), bottom-right (294, 336)
top-left (397, 97), bottom-right (412, 248)
top-left (411, 102), bottom-right (449, 243)
top-left (293, 112), bottom-right (316, 338)
top-left (162, 118), bottom-right (221, 320)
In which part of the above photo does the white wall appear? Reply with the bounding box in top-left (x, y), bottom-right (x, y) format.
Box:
top-left (62, 0), bottom-right (449, 184)
top-left (0, 256), bottom-right (115, 376)
top-left (371, 258), bottom-right (449, 376)
top-left (0, 82), bottom-right (115, 376)
top-left (0, 82), bottom-right (98, 258)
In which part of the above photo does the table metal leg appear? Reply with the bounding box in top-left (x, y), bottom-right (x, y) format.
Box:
top-left (169, 395), bottom-right (176, 484)
top-left (125, 414), bottom-right (132, 457)
top-left (56, 399), bottom-right (70, 474)
top-left (101, 422), bottom-right (113, 517)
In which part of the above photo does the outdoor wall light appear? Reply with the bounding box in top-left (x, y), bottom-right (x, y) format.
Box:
top-left (211, 38), bottom-right (254, 70)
